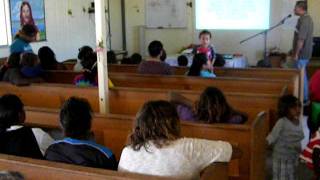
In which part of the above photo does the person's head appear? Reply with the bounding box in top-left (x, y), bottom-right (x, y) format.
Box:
top-left (199, 30), bottom-right (212, 48)
top-left (188, 53), bottom-right (211, 76)
top-left (107, 51), bottom-right (117, 64)
top-left (7, 53), bottom-right (22, 68)
top-left (80, 52), bottom-right (97, 70)
top-left (213, 54), bottom-right (226, 67)
top-left (148, 40), bottom-right (164, 59)
top-left (129, 100), bottom-right (181, 151)
top-left (278, 95), bottom-right (301, 121)
top-left (131, 53), bottom-right (142, 64)
top-left (0, 94), bottom-right (25, 132)
top-left (177, 55), bottom-right (188, 67)
top-left (59, 97), bottom-right (93, 139)
top-left (78, 46), bottom-right (93, 61)
top-left (195, 87), bottom-right (233, 123)
top-left (20, 1), bottom-right (35, 26)
top-left (294, 1), bottom-right (307, 16)
top-left (17, 24), bottom-right (37, 42)
top-left (38, 46), bottom-right (58, 70)
top-left (20, 52), bottom-right (39, 67)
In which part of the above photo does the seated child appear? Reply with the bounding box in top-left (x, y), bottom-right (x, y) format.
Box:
top-left (45, 97), bottom-right (117, 170)
top-left (2, 53), bottom-right (43, 86)
top-left (192, 30), bottom-right (216, 61)
top-left (187, 53), bottom-right (216, 78)
top-left (0, 94), bottom-right (43, 159)
top-left (138, 41), bottom-right (173, 75)
top-left (74, 46), bottom-right (93, 72)
top-left (118, 100), bottom-right (235, 179)
top-left (73, 52), bottom-right (114, 88)
top-left (38, 46), bottom-right (66, 70)
top-left (20, 53), bottom-right (43, 78)
top-left (267, 95), bottom-right (304, 180)
top-left (172, 87), bottom-right (247, 124)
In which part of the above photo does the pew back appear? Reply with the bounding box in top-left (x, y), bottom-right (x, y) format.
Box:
top-left (24, 107), bottom-right (267, 180)
top-left (0, 154), bottom-right (170, 180)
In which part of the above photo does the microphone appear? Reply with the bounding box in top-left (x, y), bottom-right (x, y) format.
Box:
top-left (281, 14), bottom-right (292, 23)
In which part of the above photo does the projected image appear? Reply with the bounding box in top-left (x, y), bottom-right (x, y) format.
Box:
top-left (196, 0), bottom-right (270, 30)
top-left (10, 0), bottom-right (46, 41)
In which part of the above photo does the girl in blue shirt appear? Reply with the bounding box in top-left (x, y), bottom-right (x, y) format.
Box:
top-left (188, 53), bottom-right (216, 78)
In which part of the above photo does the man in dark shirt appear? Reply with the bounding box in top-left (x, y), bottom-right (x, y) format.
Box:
top-left (138, 40), bottom-right (173, 75)
top-left (292, 1), bottom-right (314, 103)
top-left (45, 97), bottom-right (117, 170)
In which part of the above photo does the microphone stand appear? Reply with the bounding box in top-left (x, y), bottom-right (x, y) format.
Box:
top-left (240, 16), bottom-right (290, 67)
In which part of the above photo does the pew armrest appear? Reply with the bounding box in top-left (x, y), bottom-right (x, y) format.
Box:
top-left (201, 162), bottom-right (228, 180)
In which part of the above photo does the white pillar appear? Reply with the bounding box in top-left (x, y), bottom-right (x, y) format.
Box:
top-left (95, 0), bottom-right (109, 115)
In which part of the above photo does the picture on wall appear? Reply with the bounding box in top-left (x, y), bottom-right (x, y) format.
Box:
top-left (9, 0), bottom-right (46, 41)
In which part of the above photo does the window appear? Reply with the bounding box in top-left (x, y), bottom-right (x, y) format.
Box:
top-left (0, 0), bottom-right (10, 46)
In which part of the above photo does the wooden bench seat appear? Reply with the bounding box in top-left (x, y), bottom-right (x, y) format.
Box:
top-left (0, 154), bottom-right (176, 180)
top-left (24, 107), bottom-right (267, 180)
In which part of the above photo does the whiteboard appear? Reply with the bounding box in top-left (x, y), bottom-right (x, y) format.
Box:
top-left (146, 0), bottom-right (187, 28)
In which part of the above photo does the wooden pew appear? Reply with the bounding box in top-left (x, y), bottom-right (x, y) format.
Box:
top-left (0, 82), bottom-right (279, 127)
top-left (0, 82), bottom-right (279, 128)
top-left (43, 71), bottom-right (293, 96)
top-left (108, 73), bottom-right (296, 96)
top-left (107, 64), bottom-right (299, 79)
top-left (24, 107), bottom-right (267, 180)
top-left (0, 154), bottom-right (172, 180)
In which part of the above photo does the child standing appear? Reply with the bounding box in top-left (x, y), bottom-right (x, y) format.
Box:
top-left (267, 95), bottom-right (304, 180)
top-left (192, 30), bottom-right (216, 62)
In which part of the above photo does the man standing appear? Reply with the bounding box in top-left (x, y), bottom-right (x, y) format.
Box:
top-left (292, 1), bottom-right (314, 103)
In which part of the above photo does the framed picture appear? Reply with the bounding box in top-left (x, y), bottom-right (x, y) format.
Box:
top-left (9, 0), bottom-right (46, 41)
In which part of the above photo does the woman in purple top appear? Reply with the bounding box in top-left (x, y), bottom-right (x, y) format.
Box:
top-left (173, 87), bottom-right (247, 124)
top-left (138, 41), bottom-right (173, 75)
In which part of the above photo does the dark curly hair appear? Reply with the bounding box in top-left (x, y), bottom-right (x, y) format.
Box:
top-left (195, 87), bottom-right (246, 123)
top-left (128, 101), bottom-right (181, 151)
top-left (278, 95), bottom-right (301, 119)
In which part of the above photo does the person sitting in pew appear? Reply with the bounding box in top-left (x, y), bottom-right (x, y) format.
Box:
top-left (45, 97), bottom-right (117, 170)
top-left (10, 24), bottom-right (36, 54)
top-left (74, 46), bottom-right (94, 72)
top-left (118, 100), bottom-right (236, 179)
top-left (121, 53), bottom-right (142, 65)
top-left (73, 52), bottom-right (114, 88)
top-left (19, 53), bottom-right (43, 78)
top-left (0, 94), bottom-right (43, 159)
top-left (2, 53), bottom-right (43, 86)
top-left (172, 87), bottom-right (247, 124)
top-left (187, 53), bottom-right (216, 78)
top-left (267, 95), bottom-right (304, 180)
top-left (138, 41), bottom-right (173, 75)
top-left (177, 55), bottom-right (188, 67)
top-left (38, 46), bottom-right (66, 70)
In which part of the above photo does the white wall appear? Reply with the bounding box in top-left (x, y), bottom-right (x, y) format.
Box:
top-left (124, 0), bottom-right (313, 65)
top-left (0, 0), bottom-right (122, 61)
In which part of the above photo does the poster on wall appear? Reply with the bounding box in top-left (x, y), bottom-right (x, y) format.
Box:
top-left (9, 0), bottom-right (46, 41)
